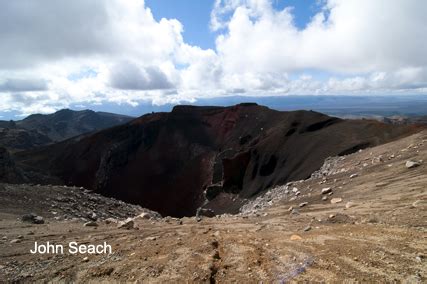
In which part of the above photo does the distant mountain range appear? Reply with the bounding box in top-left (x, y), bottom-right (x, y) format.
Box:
top-left (0, 109), bottom-right (133, 151)
top-left (10, 104), bottom-right (420, 217)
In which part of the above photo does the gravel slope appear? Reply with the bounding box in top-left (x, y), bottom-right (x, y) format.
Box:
top-left (0, 130), bottom-right (426, 282)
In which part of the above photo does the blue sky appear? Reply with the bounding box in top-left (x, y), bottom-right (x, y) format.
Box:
top-left (0, 0), bottom-right (426, 118)
top-left (146, 0), bottom-right (217, 50)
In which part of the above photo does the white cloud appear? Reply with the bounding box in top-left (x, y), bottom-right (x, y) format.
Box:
top-left (0, 0), bottom-right (426, 116)
top-left (110, 61), bottom-right (174, 91)
top-left (213, 0), bottom-right (427, 75)
top-left (0, 78), bottom-right (48, 92)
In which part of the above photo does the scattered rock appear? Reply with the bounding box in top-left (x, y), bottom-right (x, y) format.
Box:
top-left (321, 187), bottom-right (332, 194)
top-left (299, 202), bottom-right (308, 208)
top-left (88, 212), bottom-right (97, 221)
top-left (21, 213), bottom-right (44, 224)
top-left (83, 257), bottom-right (89, 262)
top-left (196, 208), bottom-right (215, 218)
top-left (322, 196), bottom-right (328, 201)
top-left (117, 218), bottom-right (134, 230)
top-left (135, 212), bottom-right (152, 220)
top-left (331, 198), bottom-right (343, 204)
top-left (84, 221), bottom-right (98, 227)
top-left (105, 218), bottom-right (118, 224)
top-left (33, 216), bottom-right (44, 224)
top-left (10, 239), bottom-right (21, 244)
top-left (303, 226), bottom-right (311, 232)
top-left (406, 160), bottom-right (421, 169)
top-left (411, 200), bottom-right (422, 208)
top-left (212, 251), bottom-right (221, 260)
top-left (345, 202), bottom-right (355, 209)
top-left (364, 216), bottom-right (379, 223)
top-left (350, 174), bottom-right (358, 179)
top-left (290, 234), bottom-right (302, 241)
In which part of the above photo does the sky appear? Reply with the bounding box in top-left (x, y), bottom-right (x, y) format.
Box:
top-left (0, 0), bottom-right (427, 118)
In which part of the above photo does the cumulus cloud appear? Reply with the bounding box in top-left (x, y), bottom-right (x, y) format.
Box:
top-left (0, 78), bottom-right (48, 92)
top-left (212, 0), bottom-right (427, 87)
top-left (0, 0), bottom-right (111, 69)
top-left (0, 0), bottom-right (426, 116)
top-left (110, 62), bottom-right (174, 91)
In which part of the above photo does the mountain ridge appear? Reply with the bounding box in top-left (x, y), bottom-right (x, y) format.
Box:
top-left (12, 103), bottom-right (420, 217)
top-left (0, 109), bottom-right (134, 151)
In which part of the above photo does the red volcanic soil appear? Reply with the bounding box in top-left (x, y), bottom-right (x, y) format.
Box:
top-left (14, 104), bottom-right (418, 217)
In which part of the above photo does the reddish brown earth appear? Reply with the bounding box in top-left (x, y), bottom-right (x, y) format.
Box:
top-left (0, 130), bottom-right (426, 282)
top-left (14, 104), bottom-right (418, 217)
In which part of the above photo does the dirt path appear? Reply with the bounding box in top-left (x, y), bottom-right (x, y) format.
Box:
top-left (0, 131), bottom-right (426, 282)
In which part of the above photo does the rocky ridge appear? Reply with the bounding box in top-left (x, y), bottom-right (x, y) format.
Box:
top-left (13, 104), bottom-right (417, 217)
top-left (0, 183), bottom-right (159, 224)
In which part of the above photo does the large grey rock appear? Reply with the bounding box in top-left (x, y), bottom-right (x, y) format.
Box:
top-left (117, 218), bottom-right (134, 229)
top-left (299, 202), bottom-right (308, 208)
top-left (321, 187), bottom-right (332, 194)
top-left (21, 213), bottom-right (44, 224)
top-left (406, 160), bottom-right (421, 169)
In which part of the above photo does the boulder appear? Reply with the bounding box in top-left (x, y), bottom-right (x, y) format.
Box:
top-left (33, 216), bottom-right (44, 224)
top-left (83, 221), bottom-right (98, 227)
top-left (135, 212), bottom-right (152, 220)
top-left (321, 187), bottom-right (332, 194)
top-left (303, 226), bottom-right (311, 232)
top-left (105, 218), bottom-right (118, 224)
top-left (21, 213), bottom-right (44, 224)
top-left (299, 202), bottom-right (308, 208)
top-left (331, 198), bottom-right (343, 204)
top-left (406, 160), bottom-right (421, 169)
top-left (290, 234), bottom-right (302, 241)
top-left (117, 218), bottom-right (134, 230)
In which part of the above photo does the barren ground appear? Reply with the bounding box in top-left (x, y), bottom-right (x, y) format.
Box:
top-left (1, 131), bottom-right (426, 283)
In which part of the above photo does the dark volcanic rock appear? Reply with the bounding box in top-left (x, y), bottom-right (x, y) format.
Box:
top-left (21, 213), bottom-right (44, 224)
top-left (205, 183), bottom-right (223, 201)
top-left (0, 109), bottom-right (133, 151)
top-left (196, 208), bottom-right (216, 218)
top-left (13, 104), bottom-right (417, 217)
top-left (0, 128), bottom-right (52, 151)
top-left (0, 147), bottom-right (26, 183)
top-left (17, 109), bottom-right (133, 142)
